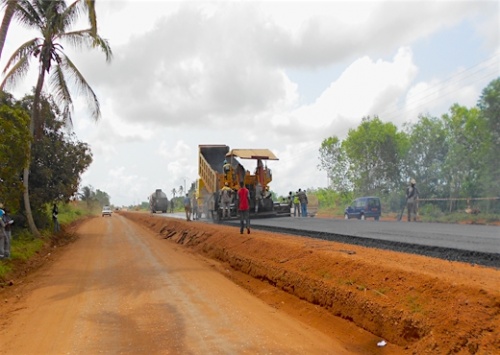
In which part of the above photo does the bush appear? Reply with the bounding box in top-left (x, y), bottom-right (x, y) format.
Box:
top-left (419, 204), bottom-right (444, 220)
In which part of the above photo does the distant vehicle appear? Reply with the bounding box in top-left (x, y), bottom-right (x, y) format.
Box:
top-left (149, 189), bottom-right (169, 213)
top-left (102, 205), bottom-right (113, 217)
top-left (344, 196), bottom-right (381, 221)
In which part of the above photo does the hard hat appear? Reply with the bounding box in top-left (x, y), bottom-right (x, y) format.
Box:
top-left (0, 209), bottom-right (4, 217)
top-left (410, 178), bottom-right (416, 184)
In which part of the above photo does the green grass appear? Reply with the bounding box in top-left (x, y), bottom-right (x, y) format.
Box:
top-left (0, 202), bottom-right (97, 280)
top-left (0, 263), bottom-right (12, 277)
top-left (356, 283), bottom-right (368, 291)
top-left (317, 269), bottom-right (332, 279)
top-left (406, 294), bottom-right (425, 314)
top-left (338, 278), bottom-right (357, 286)
top-left (54, 202), bottom-right (100, 225)
top-left (317, 205), bottom-right (500, 225)
top-left (10, 232), bottom-right (45, 261)
top-left (374, 287), bottom-right (390, 296)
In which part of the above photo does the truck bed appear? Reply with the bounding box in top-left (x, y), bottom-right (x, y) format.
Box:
top-left (200, 145), bottom-right (228, 173)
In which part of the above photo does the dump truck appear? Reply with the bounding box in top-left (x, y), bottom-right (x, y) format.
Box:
top-left (196, 144), bottom-right (291, 221)
top-left (149, 189), bottom-right (169, 213)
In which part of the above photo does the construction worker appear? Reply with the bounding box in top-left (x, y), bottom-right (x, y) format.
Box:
top-left (293, 192), bottom-right (300, 217)
top-left (191, 195), bottom-right (199, 220)
top-left (297, 188), bottom-right (308, 217)
top-left (223, 159), bottom-right (231, 181)
top-left (183, 193), bottom-right (192, 221)
top-left (220, 182), bottom-right (232, 218)
top-left (237, 181), bottom-right (250, 234)
top-left (406, 178), bottom-right (420, 222)
top-left (255, 182), bottom-right (263, 213)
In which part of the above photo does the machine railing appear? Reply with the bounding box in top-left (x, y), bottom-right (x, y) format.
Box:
top-left (198, 153), bottom-right (218, 195)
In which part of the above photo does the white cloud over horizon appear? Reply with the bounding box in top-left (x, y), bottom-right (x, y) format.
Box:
top-left (1, 0), bottom-right (498, 206)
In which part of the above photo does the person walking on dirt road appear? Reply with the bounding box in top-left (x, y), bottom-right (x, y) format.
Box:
top-left (406, 178), bottom-right (420, 222)
top-left (183, 194), bottom-right (192, 221)
top-left (237, 181), bottom-right (250, 234)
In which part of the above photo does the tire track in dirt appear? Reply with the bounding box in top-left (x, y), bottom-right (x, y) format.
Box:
top-left (123, 212), bottom-right (500, 354)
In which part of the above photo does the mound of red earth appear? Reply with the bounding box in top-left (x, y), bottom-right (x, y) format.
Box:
top-left (123, 212), bottom-right (500, 354)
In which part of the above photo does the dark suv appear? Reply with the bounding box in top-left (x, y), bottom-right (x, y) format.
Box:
top-left (344, 196), bottom-right (381, 221)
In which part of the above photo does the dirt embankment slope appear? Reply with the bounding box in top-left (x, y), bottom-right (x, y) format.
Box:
top-left (122, 212), bottom-right (500, 354)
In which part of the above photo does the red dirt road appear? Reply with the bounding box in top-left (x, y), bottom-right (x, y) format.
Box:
top-left (0, 214), bottom-right (383, 354)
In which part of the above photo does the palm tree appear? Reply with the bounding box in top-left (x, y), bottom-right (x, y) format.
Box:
top-left (178, 185), bottom-right (184, 196)
top-left (79, 185), bottom-right (95, 208)
top-left (0, 0), bottom-right (112, 236)
top-left (0, 0), bottom-right (97, 60)
top-left (171, 188), bottom-right (177, 199)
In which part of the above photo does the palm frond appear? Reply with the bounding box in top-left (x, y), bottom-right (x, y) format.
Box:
top-left (49, 64), bottom-right (73, 126)
top-left (1, 38), bottom-right (39, 74)
top-left (84, 0), bottom-right (97, 37)
top-left (60, 54), bottom-right (101, 121)
top-left (63, 0), bottom-right (97, 37)
top-left (0, 54), bottom-right (31, 90)
top-left (16, 0), bottom-right (43, 29)
top-left (62, 0), bottom-right (82, 32)
top-left (61, 29), bottom-right (93, 49)
top-left (91, 33), bottom-right (113, 62)
top-left (62, 29), bottom-right (112, 62)
top-left (0, 39), bottom-right (41, 90)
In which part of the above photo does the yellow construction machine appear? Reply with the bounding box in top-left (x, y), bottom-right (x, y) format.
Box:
top-left (196, 144), bottom-right (290, 221)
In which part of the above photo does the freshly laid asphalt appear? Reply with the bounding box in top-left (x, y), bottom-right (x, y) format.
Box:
top-left (154, 212), bottom-right (500, 268)
top-left (245, 216), bottom-right (500, 254)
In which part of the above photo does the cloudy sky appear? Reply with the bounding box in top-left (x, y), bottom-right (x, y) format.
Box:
top-left (2, 0), bottom-right (499, 206)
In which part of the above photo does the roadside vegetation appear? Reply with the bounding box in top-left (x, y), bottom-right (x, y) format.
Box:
top-left (313, 79), bottom-right (500, 222)
top-left (309, 187), bottom-right (500, 224)
top-left (0, 202), bottom-right (100, 283)
top-left (0, 1), bottom-right (112, 283)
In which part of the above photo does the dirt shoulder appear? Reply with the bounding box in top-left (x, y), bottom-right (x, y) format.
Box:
top-left (122, 212), bottom-right (500, 354)
top-left (0, 214), bottom-right (377, 354)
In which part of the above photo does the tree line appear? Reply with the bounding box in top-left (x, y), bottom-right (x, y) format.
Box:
top-left (0, 91), bottom-right (95, 229)
top-left (0, 0), bottom-right (112, 236)
top-left (318, 78), bottom-right (500, 213)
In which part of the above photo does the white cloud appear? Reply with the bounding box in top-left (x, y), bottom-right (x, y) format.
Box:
top-left (1, 1), bottom-right (497, 206)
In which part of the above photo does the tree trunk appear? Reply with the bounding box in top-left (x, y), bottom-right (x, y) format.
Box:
top-left (23, 161), bottom-right (40, 238)
top-left (23, 65), bottom-right (46, 237)
top-left (23, 103), bottom-right (40, 237)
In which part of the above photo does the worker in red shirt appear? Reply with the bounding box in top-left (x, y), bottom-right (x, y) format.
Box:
top-left (237, 181), bottom-right (250, 234)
